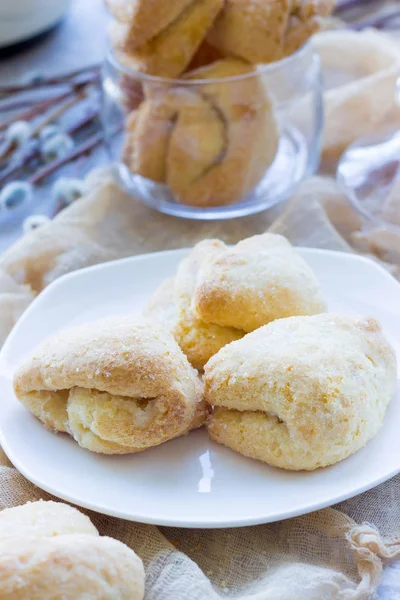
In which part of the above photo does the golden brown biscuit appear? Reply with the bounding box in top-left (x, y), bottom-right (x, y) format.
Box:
top-left (123, 89), bottom-right (193, 184)
top-left (14, 317), bottom-right (207, 454)
top-left (186, 40), bottom-right (224, 71)
top-left (145, 241), bottom-right (244, 370)
top-left (284, 14), bottom-right (322, 56)
top-left (0, 501), bottom-right (145, 600)
top-left (292, 0), bottom-right (335, 20)
top-left (284, 0), bottom-right (335, 56)
top-left (193, 233), bottom-right (327, 332)
top-left (206, 314), bottom-right (397, 470)
top-left (207, 0), bottom-right (335, 63)
top-left (172, 240), bottom-right (245, 369)
top-left (107, 0), bottom-right (193, 50)
top-left (110, 0), bottom-right (224, 78)
top-left (124, 58), bottom-right (279, 207)
top-left (122, 110), bottom-right (140, 166)
top-left (208, 0), bottom-right (291, 64)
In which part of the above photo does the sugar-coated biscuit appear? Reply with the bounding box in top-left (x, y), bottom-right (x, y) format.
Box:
top-left (145, 240), bottom-right (244, 370)
top-left (284, 1), bottom-right (335, 56)
top-left (206, 314), bottom-right (397, 470)
top-left (193, 233), bottom-right (327, 332)
top-left (208, 0), bottom-right (291, 64)
top-left (0, 537), bottom-right (145, 600)
top-left (0, 501), bottom-right (97, 541)
top-left (0, 501), bottom-right (145, 600)
top-left (207, 0), bottom-right (334, 63)
top-left (14, 317), bottom-right (207, 454)
top-left (107, 0), bottom-right (193, 50)
top-left (186, 40), bottom-right (224, 71)
top-left (124, 59), bottom-right (279, 207)
top-left (284, 0), bottom-right (335, 55)
top-left (110, 0), bottom-right (223, 79)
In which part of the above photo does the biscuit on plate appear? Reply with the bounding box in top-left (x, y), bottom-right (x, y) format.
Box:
top-left (145, 240), bottom-right (244, 370)
top-left (14, 317), bottom-right (207, 454)
top-left (0, 501), bottom-right (144, 600)
top-left (206, 314), bottom-right (397, 470)
top-left (192, 233), bottom-right (326, 332)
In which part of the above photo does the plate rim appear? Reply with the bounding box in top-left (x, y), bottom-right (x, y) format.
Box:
top-left (1, 424), bottom-right (400, 529)
top-left (0, 246), bottom-right (399, 528)
top-left (20, 245), bottom-right (399, 294)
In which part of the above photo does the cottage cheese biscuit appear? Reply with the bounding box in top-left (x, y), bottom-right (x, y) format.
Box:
top-left (145, 241), bottom-right (244, 369)
top-left (206, 314), bottom-right (397, 470)
top-left (0, 500), bottom-right (145, 600)
top-left (193, 233), bottom-right (327, 332)
top-left (124, 59), bottom-right (279, 207)
top-left (110, 0), bottom-right (223, 78)
top-left (14, 317), bottom-right (207, 454)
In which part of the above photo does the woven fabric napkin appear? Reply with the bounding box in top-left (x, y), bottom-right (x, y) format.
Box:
top-left (0, 28), bottom-right (400, 599)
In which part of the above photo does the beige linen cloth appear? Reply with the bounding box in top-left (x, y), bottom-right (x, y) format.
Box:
top-left (1, 29), bottom-right (400, 599)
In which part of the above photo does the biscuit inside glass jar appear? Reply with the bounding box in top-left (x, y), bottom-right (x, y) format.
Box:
top-left (122, 58), bottom-right (279, 208)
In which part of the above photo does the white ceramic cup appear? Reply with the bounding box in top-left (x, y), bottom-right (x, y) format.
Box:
top-left (0, 0), bottom-right (71, 49)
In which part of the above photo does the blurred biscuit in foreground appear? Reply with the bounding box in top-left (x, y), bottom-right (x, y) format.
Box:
top-left (0, 500), bottom-right (144, 599)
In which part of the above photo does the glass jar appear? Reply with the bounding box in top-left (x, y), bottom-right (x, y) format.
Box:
top-left (337, 75), bottom-right (400, 238)
top-left (338, 128), bottom-right (400, 267)
top-left (101, 42), bottom-right (323, 220)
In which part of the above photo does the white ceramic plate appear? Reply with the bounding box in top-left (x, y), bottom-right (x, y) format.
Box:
top-left (0, 248), bottom-right (399, 528)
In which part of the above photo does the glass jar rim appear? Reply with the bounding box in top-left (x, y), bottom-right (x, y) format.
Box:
top-left (105, 40), bottom-right (314, 86)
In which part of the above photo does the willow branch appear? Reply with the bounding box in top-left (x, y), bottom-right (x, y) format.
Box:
top-left (350, 7), bottom-right (400, 30)
top-left (0, 107), bottom-right (99, 185)
top-left (0, 65), bottom-right (100, 96)
top-left (28, 131), bottom-right (104, 185)
top-left (0, 92), bottom-right (75, 132)
top-left (335, 0), bottom-right (379, 13)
